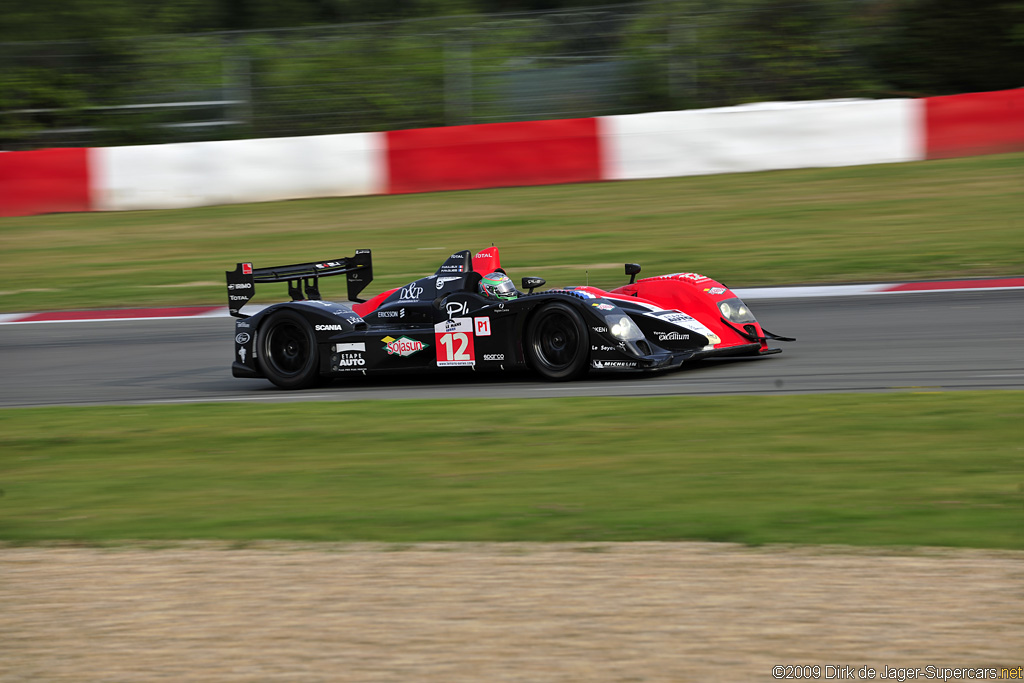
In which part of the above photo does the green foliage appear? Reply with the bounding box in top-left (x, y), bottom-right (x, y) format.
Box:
top-left (1, 0), bottom-right (1021, 147)
top-left (868, 0), bottom-right (1024, 96)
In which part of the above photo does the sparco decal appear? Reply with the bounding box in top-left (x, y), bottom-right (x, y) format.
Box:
top-left (482, 353), bottom-right (504, 361)
top-left (235, 333), bottom-right (251, 344)
top-left (399, 283), bottom-right (424, 300)
top-left (315, 324), bottom-right (346, 331)
top-left (382, 336), bottom-right (426, 357)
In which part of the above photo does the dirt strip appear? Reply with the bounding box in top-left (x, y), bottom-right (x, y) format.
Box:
top-left (2, 542), bottom-right (1022, 682)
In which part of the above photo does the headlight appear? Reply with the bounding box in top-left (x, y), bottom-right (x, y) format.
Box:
top-left (718, 298), bottom-right (756, 323)
top-left (608, 315), bottom-right (643, 341)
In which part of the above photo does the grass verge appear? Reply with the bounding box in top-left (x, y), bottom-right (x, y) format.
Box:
top-left (1, 393), bottom-right (1021, 548)
top-left (0, 153), bottom-right (1021, 313)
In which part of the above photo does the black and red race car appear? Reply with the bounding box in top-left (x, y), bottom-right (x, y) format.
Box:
top-left (226, 247), bottom-right (792, 389)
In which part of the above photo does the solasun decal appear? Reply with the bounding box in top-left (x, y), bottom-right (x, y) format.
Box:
top-left (381, 336), bottom-right (427, 357)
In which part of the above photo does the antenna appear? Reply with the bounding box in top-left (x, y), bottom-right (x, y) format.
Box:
top-left (586, 270), bottom-right (589, 286)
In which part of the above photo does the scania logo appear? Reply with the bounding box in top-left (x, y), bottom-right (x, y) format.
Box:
top-left (235, 333), bottom-right (251, 344)
top-left (315, 324), bottom-right (346, 331)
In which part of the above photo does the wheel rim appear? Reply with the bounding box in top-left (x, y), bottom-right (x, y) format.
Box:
top-left (534, 311), bottom-right (580, 370)
top-left (266, 321), bottom-right (309, 376)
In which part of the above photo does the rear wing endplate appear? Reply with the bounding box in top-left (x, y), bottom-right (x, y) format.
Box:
top-left (225, 249), bottom-right (373, 318)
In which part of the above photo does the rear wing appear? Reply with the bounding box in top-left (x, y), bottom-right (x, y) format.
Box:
top-left (225, 249), bottom-right (373, 318)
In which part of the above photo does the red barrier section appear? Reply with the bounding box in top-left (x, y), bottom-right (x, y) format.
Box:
top-left (386, 118), bottom-right (602, 194)
top-left (0, 148), bottom-right (91, 217)
top-left (925, 89), bottom-right (1024, 160)
top-left (17, 306), bottom-right (221, 323)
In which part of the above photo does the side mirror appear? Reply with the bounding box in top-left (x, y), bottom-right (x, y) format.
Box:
top-left (521, 276), bottom-right (546, 294)
top-left (625, 263), bottom-right (641, 284)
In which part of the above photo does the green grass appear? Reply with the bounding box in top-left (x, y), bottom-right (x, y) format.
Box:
top-left (2, 393), bottom-right (1021, 548)
top-left (0, 153), bottom-right (1021, 313)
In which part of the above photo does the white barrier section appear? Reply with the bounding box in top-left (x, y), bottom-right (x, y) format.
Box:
top-left (600, 99), bottom-right (923, 181)
top-left (92, 132), bottom-right (386, 211)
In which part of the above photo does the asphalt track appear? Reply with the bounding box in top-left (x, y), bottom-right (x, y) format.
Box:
top-left (2, 289), bottom-right (1022, 408)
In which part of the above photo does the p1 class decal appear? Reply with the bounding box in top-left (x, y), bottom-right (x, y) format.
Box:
top-left (474, 317), bottom-right (491, 336)
top-left (434, 318), bottom-right (475, 367)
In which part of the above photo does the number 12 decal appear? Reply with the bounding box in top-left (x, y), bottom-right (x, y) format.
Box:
top-left (434, 318), bottom-right (475, 367)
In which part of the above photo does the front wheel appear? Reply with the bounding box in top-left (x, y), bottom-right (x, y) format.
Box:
top-left (525, 302), bottom-right (589, 381)
top-left (257, 310), bottom-right (321, 389)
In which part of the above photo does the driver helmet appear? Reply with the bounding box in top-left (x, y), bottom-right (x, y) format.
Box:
top-left (479, 271), bottom-right (517, 300)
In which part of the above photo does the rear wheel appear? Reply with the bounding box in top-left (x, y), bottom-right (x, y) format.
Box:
top-left (257, 310), bottom-right (321, 389)
top-left (525, 303), bottom-right (589, 381)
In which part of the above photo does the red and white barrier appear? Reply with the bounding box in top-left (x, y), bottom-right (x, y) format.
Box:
top-left (600, 98), bottom-right (922, 180)
top-left (1, 89), bottom-right (1020, 217)
top-left (92, 132), bottom-right (386, 211)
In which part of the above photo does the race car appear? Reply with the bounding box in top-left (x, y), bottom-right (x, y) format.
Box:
top-left (226, 247), bottom-right (792, 389)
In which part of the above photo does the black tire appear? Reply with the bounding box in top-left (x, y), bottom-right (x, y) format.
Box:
top-left (525, 302), bottom-right (590, 381)
top-left (257, 310), bottom-right (321, 389)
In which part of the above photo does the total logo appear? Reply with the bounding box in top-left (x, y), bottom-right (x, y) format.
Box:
top-left (382, 335), bottom-right (427, 357)
top-left (229, 295), bottom-right (248, 301)
top-left (316, 324), bottom-right (346, 331)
